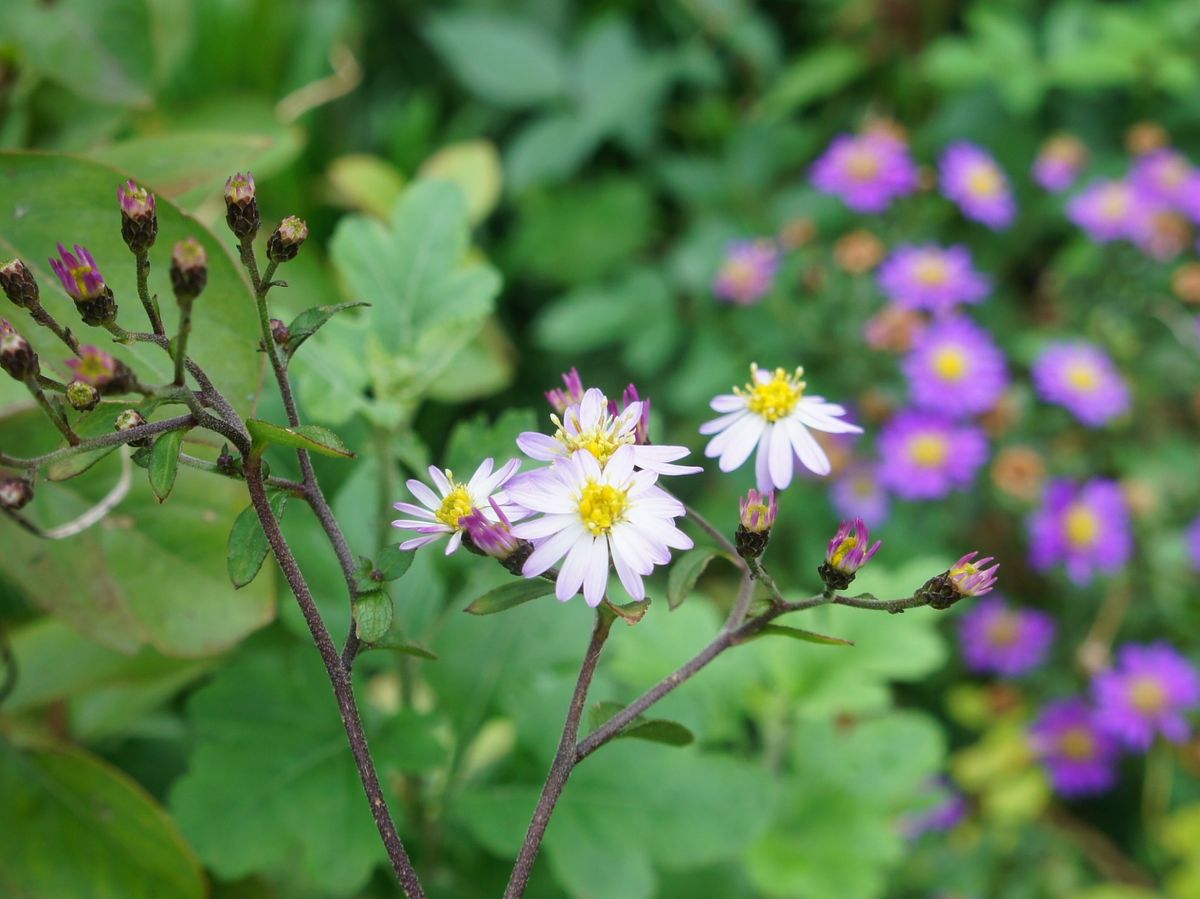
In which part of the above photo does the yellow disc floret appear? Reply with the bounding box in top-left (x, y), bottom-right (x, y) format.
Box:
top-left (829, 536), bottom-right (858, 568)
top-left (846, 147), bottom-right (880, 181)
top-left (932, 346), bottom-right (969, 381)
top-left (1059, 727), bottom-right (1095, 760)
top-left (553, 411), bottom-right (631, 465)
top-left (1129, 676), bottom-right (1167, 714)
top-left (1065, 362), bottom-right (1099, 392)
top-left (968, 164), bottom-right (1001, 198)
top-left (1064, 503), bottom-right (1099, 548)
top-left (914, 255), bottom-right (949, 286)
top-left (985, 613), bottom-right (1020, 648)
top-left (435, 477), bottom-right (474, 529)
top-left (578, 480), bottom-right (629, 536)
top-left (737, 364), bottom-right (805, 423)
top-left (909, 434), bottom-right (948, 468)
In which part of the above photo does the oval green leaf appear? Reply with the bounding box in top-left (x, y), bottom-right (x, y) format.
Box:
top-left (756, 624), bottom-right (855, 647)
top-left (246, 420), bottom-right (355, 459)
top-left (464, 579), bottom-right (555, 615)
top-left (148, 428), bottom-right (186, 503)
top-left (226, 490), bottom-right (289, 589)
top-left (667, 548), bottom-right (724, 610)
top-left (352, 590), bottom-right (394, 644)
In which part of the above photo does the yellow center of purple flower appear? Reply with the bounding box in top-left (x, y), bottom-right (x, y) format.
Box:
top-left (985, 613), bottom-right (1020, 648)
top-left (1128, 676), bottom-right (1167, 714)
top-left (1064, 503), bottom-right (1099, 548)
top-left (967, 164), bottom-right (1001, 198)
top-left (909, 434), bottom-right (948, 468)
top-left (1065, 362), bottom-right (1099, 392)
top-left (1159, 157), bottom-right (1189, 189)
top-left (578, 481), bottom-right (628, 536)
top-left (1099, 187), bottom-right (1129, 221)
top-left (1058, 726), bottom-right (1095, 760)
top-left (722, 259), bottom-right (759, 294)
top-left (68, 264), bottom-right (100, 299)
top-left (740, 365), bottom-right (805, 423)
top-left (932, 346), bottom-right (969, 382)
top-left (435, 480), bottom-right (474, 529)
top-left (914, 256), bottom-right (949, 286)
top-left (845, 147), bottom-right (880, 181)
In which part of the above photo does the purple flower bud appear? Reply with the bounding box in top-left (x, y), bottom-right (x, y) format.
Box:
top-left (117, 180), bottom-right (158, 253)
top-left (546, 367), bottom-right (586, 414)
top-left (270, 318), bottom-right (290, 345)
top-left (169, 237), bottom-right (208, 301)
top-left (66, 378), bottom-right (100, 412)
top-left (224, 172), bottom-right (260, 240)
top-left (0, 319), bottom-right (38, 381)
top-left (0, 476), bottom-right (33, 511)
top-left (267, 216), bottom-right (308, 264)
top-left (48, 244), bottom-right (116, 325)
top-left (948, 551), bottom-right (999, 597)
top-left (1, 259), bottom-right (40, 309)
top-left (825, 518), bottom-right (882, 575)
top-left (115, 408), bottom-right (150, 446)
top-left (736, 488), bottom-right (777, 560)
top-left (461, 499), bottom-right (533, 574)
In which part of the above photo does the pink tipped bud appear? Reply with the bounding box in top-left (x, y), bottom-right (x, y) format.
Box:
top-left (48, 244), bottom-right (115, 325)
top-left (546, 368), bottom-right (586, 414)
top-left (224, 172), bottom-right (260, 239)
top-left (118, 180), bottom-right (158, 253)
top-left (169, 237), bottom-right (208, 301)
top-left (461, 499), bottom-right (533, 574)
top-left (267, 216), bottom-right (308, 264)
top-left (948, 552), bottom-right (999, 597)
top-left (0, 319), bottom-right (38, 381)
top-left (736, 489), bottom-right (777, 560)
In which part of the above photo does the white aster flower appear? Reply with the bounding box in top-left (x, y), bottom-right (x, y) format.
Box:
top-left (700, 363), bottom-right (861, 490)
top-left (507, 446), bottom-right (693, 607)
top-left (392, 457), bottom-right (523, 554)
top-left (517, 387), bottom-right (702, 477)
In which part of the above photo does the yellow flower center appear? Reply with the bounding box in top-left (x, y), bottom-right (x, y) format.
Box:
top-left (846, 147), bottom-right (880, 181)
top-left (829, 536), bottom-right (857, 568)
top-left (1064, 503), bottom-right (1099, 548)
top-left (1065, 362), bottom-right (1099, 392)
top-left (968, 165), bottom-right (1001, 198)
top-left (914, 256), bottom-right (949, 286)
top-left (1160, 157), bottom-right (1188, 188)
top-left (1099, 187), bottom-right (1128, 220)
top-left (578, 481), bottom-right (629, 536)
top-left (909, 434), bottom-right (948, 468)
top-left (69, 264), bottom-right (98, 298)
top-left (554, 412), bottom-right (630, 466)
top-left (932, 346), bottom-right (969, 382)
top-left (985, 614), bottom-right (1020, 648)
top-left (1058, 727), bottom-right (1095, 760)
top-left (739, 365), bottom-right (805, 423)
top-left (435, 481), bottom-right (474, 529)
top-left (1129, 676), bottom-right (1166, 714)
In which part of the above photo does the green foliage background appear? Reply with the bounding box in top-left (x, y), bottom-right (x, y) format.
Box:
top-left (1, 1), bottom-right (1199, 897)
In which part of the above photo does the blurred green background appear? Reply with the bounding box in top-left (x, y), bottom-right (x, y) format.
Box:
top-left (2, 1), bottom-right (1200, 897)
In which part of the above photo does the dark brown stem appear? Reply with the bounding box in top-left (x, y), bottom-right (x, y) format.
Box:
top-left (136, 251), bottom-right (165, 336)
top-left (682, 502), bottom-right (746, 571)
top-left (27, 303), bottom-right (81, 355)
top-left (243, 456), bottom-right (426, 899)
top-left (503, 611), bottom-right (614, 899)
top-left (177, 452), bottom-right (306, 495)
top-left (0, 414), bottom-right (195, 469)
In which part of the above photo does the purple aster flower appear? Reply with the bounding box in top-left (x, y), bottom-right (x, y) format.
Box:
top-left (1187, 516), bottom-right (1200, 572)
top-left (811, 131), bottom-right (920, 214)
top-left (1130, 149), bottom-right (1194, 207)
top-left (713, 240), bottom-right (779, 305)
top-left (1093, 643), bottom-right (1200, 751)
top-left (900, 779), bottom-right (968, 839)
top-left (1033, 135), bottom-right (1087, 192)
top-left (947, 551), bottom-right (999, 598)
top-left (903, 317), bottom-right (1008, 418)
top-left (830, 463), bottom-right (890, 526)
top-left (824, 518), bottom-right (882, 576)
top-left (939, 142), bottom-right (1016, 230)
top-left (877, 410), bottom-right (988, 500)
top-left (1066, 180), bottom-right (1154, 243)
top-left (959, 596), bottom-right (1056, 677)
top-left (1028, 478), bottom-right (1132, 586)
top-left (1029, 699), bottom-right (1119, 797)
top-left (876, 244), bottom-right (990, 314)
top-left (48, 243), bottom-right (107, 302)
top-left (1031, 342), bottom-right (1130, 427)
top-left (65, 345), bottom-right (117, 387)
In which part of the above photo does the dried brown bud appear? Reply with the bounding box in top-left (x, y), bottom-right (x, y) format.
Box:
top-left (0, 476), bottom-right (33, 511)
top-left (270, 318), bottom-right (290, 345)
top-left (169, 238), bottom-right (208, 301)
top-left (1, 259), bottom-right (39, 309)
top-left (0, 320), bottom-right (38, 381)
top-left (834, 229), bottom-right (885, 275)
top-left (990, 445), bottom-right (1046, 503)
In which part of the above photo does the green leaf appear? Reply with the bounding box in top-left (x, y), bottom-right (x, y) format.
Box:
top-left (327, 154), bottom-right (407, 219)
top-left (667, 548), bottom-right (722, 610)
top-left (376, 544), bottom-right (415, 581)
top-left (147, 428), bottom-right (185, 503)
top-left (419, 140), bottom-right (503, 225)
top-left (284, 302), bottom-right (370, 359)
top-left (587, 701), bottom-right (695, 747)
top-left (0, 738), bottom-right (205, 899)
top-left (367, 636), bottom-right (439, 660)
top-left (169, 638), bottom-right (446, 894)
top-left (227, 490), bottom-right (289, 589)
top-left (759, 45), bottom-right (865, 118)
top-left (247, 420), bottom-right (355, 459)
top-left (754, 625), bottom-right (855, 647)
top-left (464, 579), bottom-right (555, 615)
top-left (352, 590), bottom-right (393, 644)
top-left (424, 12), bottom-right (566, 108)
top-left (604, 597), bottom-right (650, 625)
top-left (444, 408), bottom-right (536, 475)
top-left (0, 152), bottom-right (261, 412)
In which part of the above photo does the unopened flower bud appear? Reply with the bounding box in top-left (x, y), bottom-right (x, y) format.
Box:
top-left (117, 180), bottom-right (158, 254)
top-left (461, 500), bottom-right (532, 575)
top-left (0, 476), bottom-right (33, 511)
top-left (115, 408), bottom-right (150, 446)
top-left (917, 551), bottom-right (999, 610)
top-left (49, 243), bottom-right (116, 326)
top-left (1, 320), bottom-right (38, 381)
top-left (270, 318), bottom-right (290, 345)
top-left (1, 259), bottom-right (39, 309)
top-left (735, 489), bottom-right (777, 560)
top-left (266, 216), bottom-right (308, 264)
top-left (66, 378), bottom-right (100, 411)
top-left (224, 172), bottom-right (260, 240)
top-left (819, 518), bottom-right (881, 591)
top-left (169, 238), bottom-right (208, 301)
top-left (216, 444), bottom-right (240, 476)
top-left (546, 368), bottom-right (586, 414)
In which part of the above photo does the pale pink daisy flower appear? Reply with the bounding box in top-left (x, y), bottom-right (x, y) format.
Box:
top-left (517, 387), bottom-right (701, 476)
top-left (700, 363), bottom-right (861, 491)
top-left (507, 446), bottom-right (693, 606)
top-left (392, 458), bottom-right (524, 554)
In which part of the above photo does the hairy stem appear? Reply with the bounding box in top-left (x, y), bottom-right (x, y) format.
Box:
top-left (25, 377), bottom-right (79, 445)
top-left (0, 414), bottom-right (195, 469)
top-left (682, 502), bottom-right (746, 570)
top-left (243, 457), bottom-right (426, 899)
top-left (27, 303), bottom-right (81, 355)
top-left (135, 251), bottom-right (165, 336)
top-left (173, 299), bottom-right (193, 386)
top-left (504, 611), bottom-right (614, 899)
top-left (177, 451), bottom-right (306, 495)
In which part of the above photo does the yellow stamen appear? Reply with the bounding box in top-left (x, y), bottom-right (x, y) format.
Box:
top-left (578, 480), bottom-right (629, 536)
top-left (553, 410), bottom-right (631, 465)
top-left (1129, 676), bottom-right (1166, 714)
top-left (985, 614), bottom-right (1020, 648)
top-left (737, 364), bottom-right (805, 423)
top-left (1059, 727), bottom-right (1095, 760)
top-left (968, 165), bottom-right (1001, 198)
top-left (909, 434), bottom-right (948, 468)
top-left (830, 536), bottom-right (858, 568)
top-left (1099, 187), bottom-right (1128, 220)
top-left (435, 478), bottom-right (474, 529)
top-left (914, 256), bottom-right (948, 286)
top-left (1065, 362), bottom-right (1099, 392)
top-left (932, 346), bottom-right (969, 381)
top-left (846, 147), bottom-right (880, 181)
top-left (1064, 504), bottom-right (1099, 548)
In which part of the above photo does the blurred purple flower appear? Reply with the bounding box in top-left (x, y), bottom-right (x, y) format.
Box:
top-left (65, 345), bottom-right (117, 387)
top-left (900, 779), bottom-right (968, 839)
top-left (1130, 148), bottom-right (1194, 207)
top-left (1066, 180), bottom-right (1154, 243)
top-left (877, 410), bottom-right (988, 500)
top-left (1031, 342), bottom-right (1130, 427)
top-left (811, 131), bottom-right (920, 214)
top-left (713, 240), bottom-right (779, 305)
top-left (1028, 478), bottom-right (1132, 586)
top-left (830, 463), bottom-right (890, 526)
top-left (959, 596), bottom-right (1055, 677)
top-left (903, 317), bottom-right (1008, 418)
top-left (1033, 135), bottom-right (1087, 192)
top-left (939, 142), bottom-right (1016, 230)
top-left (1029, 699), bottom-right (1119, 797)
top-left (1093, 643), bottom-right (1200, 751)
top-left (877, 244), bottom-right (991, 314)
